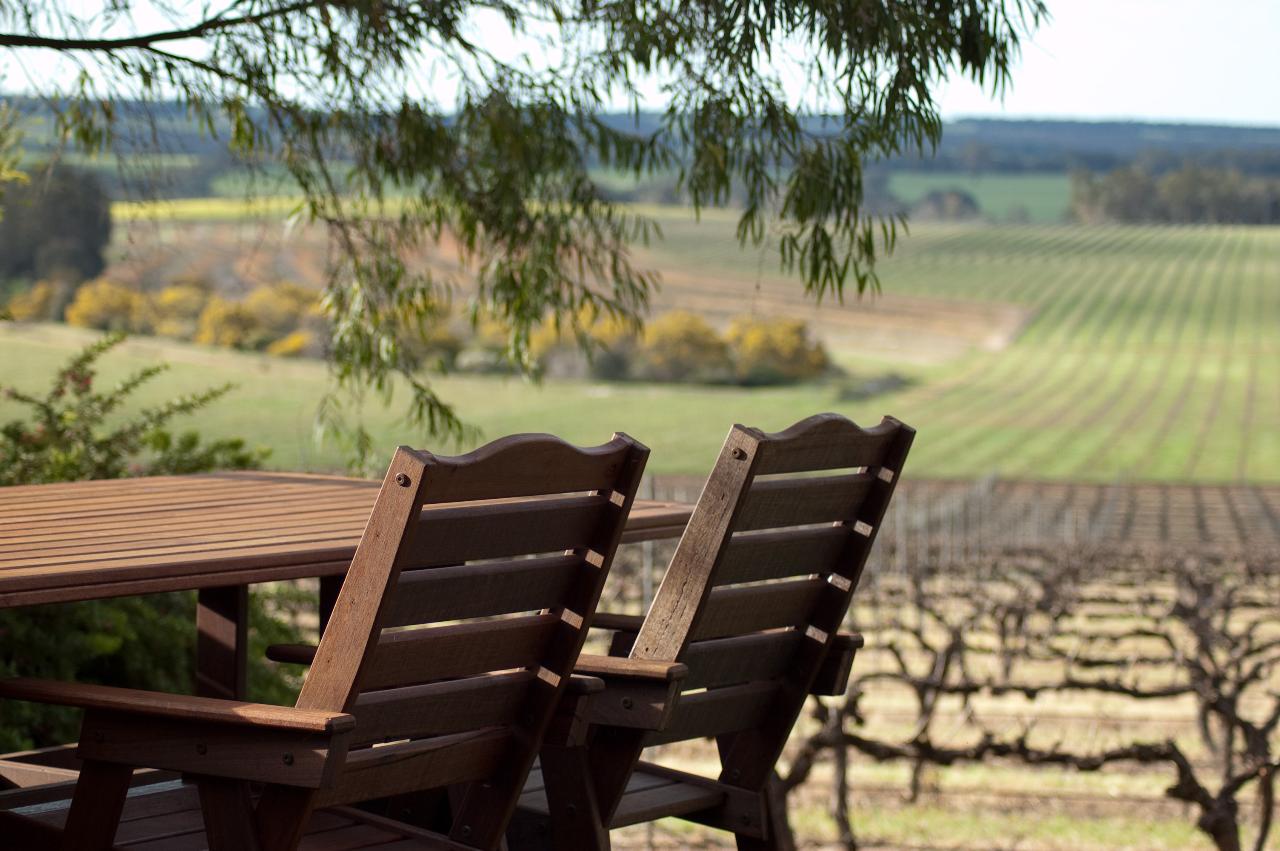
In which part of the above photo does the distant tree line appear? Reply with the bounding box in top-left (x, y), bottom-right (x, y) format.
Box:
top-left (1071, 165), bottom-right (1280, 224)
top-left (0, 162), bottom-right (110, 284)
top-left (892, 120), bottom-right (1280, 177)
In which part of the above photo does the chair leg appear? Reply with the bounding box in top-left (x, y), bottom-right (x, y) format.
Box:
top-left (253, 785), bottom-right (315, 851)
top-left (735, 773), bottom-right (796, 851)
top-left (60, 759), bottom-right (133, 851)
top-left (199, 777), bottom-right (261, 851)
top-left (540, 744), bottom-right (610, 851)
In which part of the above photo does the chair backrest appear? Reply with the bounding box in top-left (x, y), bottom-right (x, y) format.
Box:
top-left (631, 414), bottom-right (912, 789)
top-left (296, 433), bottom-right (648, 846)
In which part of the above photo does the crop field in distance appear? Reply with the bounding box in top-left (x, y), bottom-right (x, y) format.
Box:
top-left (14, 203), bottom-right (1275, 485)
top-left (4, 199), bottom-right (1277, 849)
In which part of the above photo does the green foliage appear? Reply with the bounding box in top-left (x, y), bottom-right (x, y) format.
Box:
top-left (0, 332), bottom-right (287, 750)
top-left (0, 101), bottom-right (26, 204)
top-left (1071, 165), bottom-right (1280, 224)
top-left (0, 590), bottom-right (305, 752)
top-left (0, 331), bottom-right (267, 484)
top-left (0, 0), bottom-right (1043, 456)
top-left (0, 161), bottom-right (110, 283)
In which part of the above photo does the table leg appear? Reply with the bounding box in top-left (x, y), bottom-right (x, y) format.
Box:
top-left (195, 586), bottom-right (248, 699)
top-left (319, 575), bottom-right (344, 637)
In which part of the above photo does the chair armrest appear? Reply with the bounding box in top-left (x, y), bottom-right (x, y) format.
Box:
top-left (810, 632), bottom-right (865, 697)
top-left (266, 643), bottom-right (318, 665)
top-left (566, 656), bottom-right (687, 733)
top-left (0, 678), bottom-right (354, 735)
top-left (574, 654), bottom-right (687, 683)
top-left (565, 674), bottom-right (605, 696)
top-left (832, 632), bottom-right (866, 652)
top-left (591, 612), bottom-right (644, 633)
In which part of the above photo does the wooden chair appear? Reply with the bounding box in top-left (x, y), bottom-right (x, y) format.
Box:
top-left (0, 431), bottom-right (649, 851)
top-left (511, 414), bottom-right (913, 850)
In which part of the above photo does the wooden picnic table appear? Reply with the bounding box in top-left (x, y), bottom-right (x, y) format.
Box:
top-left (0, 471), bottom-right (693, 700)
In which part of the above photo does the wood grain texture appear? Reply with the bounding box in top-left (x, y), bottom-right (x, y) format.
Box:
top-left (523, 414), bottom-right (914, 851)
top-left (0, 472), bottom-right (689, 606)
top-left (385, 554), bottom-right (583, 625)
top-left (77, 710), bottom-right (341, 789)
top-left (714, 525), bottom-right (849, 586)
top-left (693, 578), bottom-right (827, 640)
top-left (0, 678), bottom-right (353, 733)
top-left (733, 473), bottom-right (874, 532)
top-left (1, 432), bottom-right (664, 849)
top-left (630, 426), bottom-right (761, 662)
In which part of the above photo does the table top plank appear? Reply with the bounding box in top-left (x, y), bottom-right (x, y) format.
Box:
top-left (0, 472), bottom-right (692, 607)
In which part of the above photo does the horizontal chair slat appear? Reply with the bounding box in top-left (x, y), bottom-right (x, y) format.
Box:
top-left (320, 729), bottom-right (511, 807)
top-left (352, 672), bottom-right (532, 745)
top-left (751, 415), bottom-right (902, 475)
top-left (682, 631), bottom-right (801, 691)
top-left (693, 577), bottom-right (827, 641)
top-left (406, 494), bottom-right (611, 567)
top-left (420, 434), bottom-right (631, 504)
top-left (645, 681), bottom-right (778, 747)
top-left (365, 614), bottom-right (559, 688)
top-left (734, 473), bottom-right (874, 532)
top-left (386, 554), bottom-right (582, 627)
top-left (716, 525), bottom-right (849, 585)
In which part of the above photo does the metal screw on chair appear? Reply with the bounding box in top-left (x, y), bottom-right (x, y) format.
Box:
top-left (196, 743), bottom-right (207, 755)
top-left (729, 768), bottom-right (741, 780)
top-left (731, 447), bottom-right (747, 460)
top-left (282, 752), bottom-right (295, 766)
top-left (621, 697), bottom-right (634, 710)
top-left (459, 825), bottom-right (473, 838)
top-left (395, 473), bottom-right (411, 487)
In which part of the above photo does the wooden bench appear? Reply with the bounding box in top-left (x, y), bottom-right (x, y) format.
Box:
top-left (510, 414), bottom-right (913, 850)
top-left (0, 432), bottom-right (650, 850)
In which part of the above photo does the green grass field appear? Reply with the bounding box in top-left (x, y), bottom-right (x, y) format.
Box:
top-left (3, 221), bottom-right (1277, 483)
top-left (888, 170), bottom-right (1072, 222)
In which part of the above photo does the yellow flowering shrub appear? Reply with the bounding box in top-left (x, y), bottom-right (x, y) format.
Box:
top-left (529, 306), bottom-right (638, 379)
top-left (150, 284), bottom-right (209, 339)
top-left (194, 296), bottom-right (259, 349)
top-left (5, 280), bottom-right (61, 321)
top-left (243, 282), bottom-right (319, 346)
top-left (725, 315), bottom-right (829, 385)
top-left (637, 311), bottom-right (731, 382)
top-left (265, 330), bottom-right (317, 358)
top-left (64, 279), bottom-right (147, 332)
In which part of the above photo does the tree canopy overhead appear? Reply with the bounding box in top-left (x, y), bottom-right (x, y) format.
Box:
top-left (0, 0), bottom-right (1043, 447)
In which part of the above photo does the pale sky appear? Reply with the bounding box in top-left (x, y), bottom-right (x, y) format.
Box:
top-left (6, 1), bottom-right (1280, 128)
top-left (935, 0), bottom-right (1280, 126)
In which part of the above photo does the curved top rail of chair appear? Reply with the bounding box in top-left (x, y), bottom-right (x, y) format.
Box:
top-left (742, 412), bottom-right (902, 443)
top-left (739, 414), bottom-right (914, 476)
top-left (405, 432), bottom-right (650, 505)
